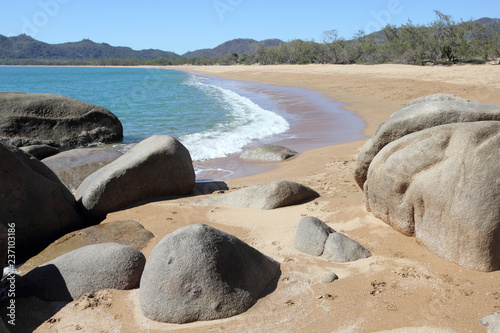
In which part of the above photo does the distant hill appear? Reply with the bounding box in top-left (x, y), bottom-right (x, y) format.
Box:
top-left (0, 34), bottom-right (180, 60)
top-left (182, 38), bottom-right (283, 58)
top-left (476, 17), bottom-right (500, 28)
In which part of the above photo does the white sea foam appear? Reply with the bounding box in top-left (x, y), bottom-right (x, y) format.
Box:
top-left (179, 76), bottom-right (290, 161)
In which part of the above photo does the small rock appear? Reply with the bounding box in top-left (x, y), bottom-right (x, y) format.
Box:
top-left (480, 314), bottom-right (500, 333)
top-left (195, 180), bottom-right (319, 210)
top-left (240, 144), bottom-right (297, 161)
top-left (294, 216), bottom-right (335, 256)
top-left (294, 216), bottom-right (371, 263)
top-left (321, 232), bottom-right (372, 263)
top-left (321, 272), bottom-right (339, 283)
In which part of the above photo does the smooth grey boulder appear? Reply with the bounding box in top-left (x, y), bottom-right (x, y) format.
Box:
top-left (195, 180), bottom-right (319, 210)
top-left (0, 142), bottom-right (84, 259)
top-left (240, 144), bottom-right (297, 161)
top-left (364, 121), bottom-right (500, 271)
top-left (321, 233), bottom-right (372, 263)
top-left (20, 144), bottom-right (60, 159)
top-left (0, 92), bottom-right (123, 148)
top-left (17, 220), bottom-right (154, 276)
top-left (43, 148), bottom-right (123, 193)
top-left (17, 243), bottom-right (145, 301)
top-left (75, 135), bottom-right (195, 219)
top-left (139, 224), bottom-right (280, 324)
top-left (293, 216), bottom-right (334, 256)
top-left (480, 314), bottom-right (500, 333)
top-left (354, 94), bottom-right (500, 188)
top-left (294, 217), bottom-right (371, 263)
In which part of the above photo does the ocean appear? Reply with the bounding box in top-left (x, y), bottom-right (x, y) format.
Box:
top-left (0, 66), bottom-right (365, 179)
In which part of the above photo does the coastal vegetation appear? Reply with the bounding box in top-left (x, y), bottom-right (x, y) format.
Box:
top-left (1, 12), bottom-right (499, 66)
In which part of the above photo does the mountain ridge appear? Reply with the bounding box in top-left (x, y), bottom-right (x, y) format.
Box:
top-left (0, 35), bottom-right (284, 60)
top-left (183, 38), bottom-right (283, 58)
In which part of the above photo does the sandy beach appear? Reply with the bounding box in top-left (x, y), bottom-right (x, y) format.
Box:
top-left (27, 64), bottom-right (500, 332)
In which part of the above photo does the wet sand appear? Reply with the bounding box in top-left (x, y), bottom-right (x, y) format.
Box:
top-left (191, 73), bottom-right (366, 180)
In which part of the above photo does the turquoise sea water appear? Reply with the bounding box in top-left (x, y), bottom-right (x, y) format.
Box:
top-left (0, 66), bottom-right (366, 179)
top-left (0, 66), bottom-right (289, 161)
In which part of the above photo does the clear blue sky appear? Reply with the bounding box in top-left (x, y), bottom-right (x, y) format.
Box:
top-left (0, 0), bottom-right (497, 55)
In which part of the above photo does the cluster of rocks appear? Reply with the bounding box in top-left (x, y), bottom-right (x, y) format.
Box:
top-left (294, 217), bottom-right (371, 263)
top-left (0, 134), bottom-right (196, 260)
top-left (0, 96), bottom-right (338, 325)
top-left (354, 93), bottom-right (500, 272)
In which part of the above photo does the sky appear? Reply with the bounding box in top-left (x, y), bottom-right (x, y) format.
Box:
top-left (0, 0), bottom-right (498, 55)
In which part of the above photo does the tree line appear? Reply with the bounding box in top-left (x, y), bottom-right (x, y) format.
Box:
top-left (250, 12), bottom-right (500, 65)
top-left (1, 12), bottom-right (499, 66)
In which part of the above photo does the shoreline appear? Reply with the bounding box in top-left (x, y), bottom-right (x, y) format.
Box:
top-left (186, 70), bottom-right (366, 180)
top-left (8, 64), bottom-right (500, 332)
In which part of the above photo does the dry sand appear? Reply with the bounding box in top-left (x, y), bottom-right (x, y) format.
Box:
top-left (32, 64), bottom-right (500, 333)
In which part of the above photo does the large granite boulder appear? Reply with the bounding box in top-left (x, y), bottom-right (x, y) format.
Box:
top-left (0, 142), bottom-right (84, 259)
top-left (195, 180), bottom-right (319, 210)
top-left (294, 217), bottom-right (371, 263)
top-left (139, 224), bottom-right (280, 324)
top-left (17, 243), bottom-right (146, 301)
top-left (17, 220), bottom-right (154, 276)
top-left (0, 92), bottom-right (123, 148)
top-left (43, 147), bottom-right (123, 193)
top-left (363, 121), bottom-right (500, 271)
top-left (75, 135), bottom-right (195, 219)
top-left (240, 144), bottom-right (297, 161)
top-left (354, 94), bottom-right (500, 188)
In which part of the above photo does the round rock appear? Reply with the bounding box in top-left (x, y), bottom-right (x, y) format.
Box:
top-left (17, 243), bottom-right (146, 301)
top-left (139, 224), bottom-right (280, 323)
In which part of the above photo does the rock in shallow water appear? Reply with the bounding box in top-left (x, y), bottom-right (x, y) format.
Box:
top-left (240, 144), bottom-right (297, 161)
top-left (0, 92), bottom-right (123, 148)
